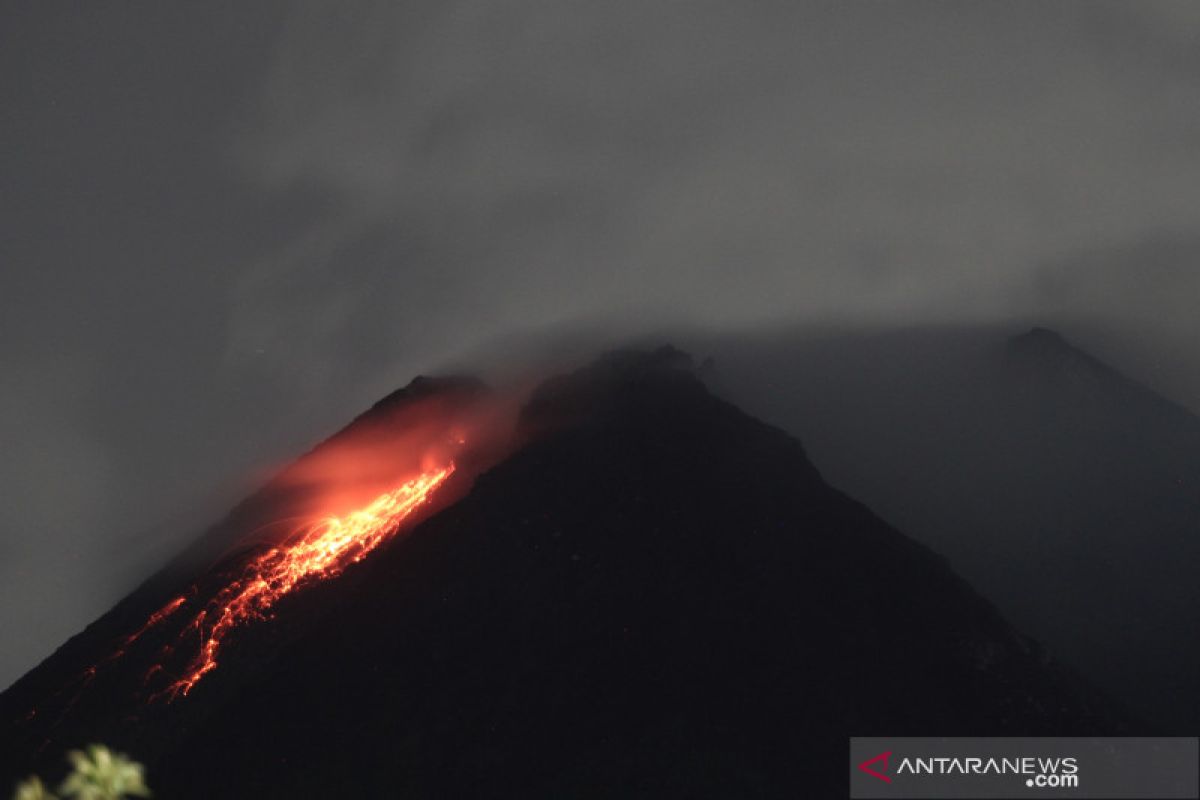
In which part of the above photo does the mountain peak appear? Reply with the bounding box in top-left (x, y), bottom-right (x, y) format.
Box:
top-left (1007, 326), bottom-right (1075, 357)
top-left (1004, 325), bottom-right (1113, 380)
top-left (1017, 325), bottom-right (1067, 345)
top-left (1001, 326), bottom-right (1200, 436)
top-left (519, 344), bottom-right (702, 430)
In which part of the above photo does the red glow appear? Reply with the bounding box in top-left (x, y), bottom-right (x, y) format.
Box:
top-left (128, 596), bottom-right (187, 643)
top-left (163, 464), bottom-right (453, 699)
top-left (144, 463), bottom-right (455, 701)
top-left (60, 387), bottom-right (522, 708)
top-left (103, 595), bottom-right (189, 663)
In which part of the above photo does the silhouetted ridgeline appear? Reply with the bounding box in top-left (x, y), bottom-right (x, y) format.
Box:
top-left (2, 348), bottom-right (1130, 798)
top-left (700, 325), bottom-right (1200, 732)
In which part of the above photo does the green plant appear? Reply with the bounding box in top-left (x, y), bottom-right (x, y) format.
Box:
top-left (11, 745), bottom-right (150, 800)
top-left (12, 776), bottom-right (55, 800)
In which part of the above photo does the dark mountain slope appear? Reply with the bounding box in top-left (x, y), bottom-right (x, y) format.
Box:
top-left (0, 376), bottom-right (488, 764)
top-left (3, 349), bottom-right (1127, 798)
top-left (696, 325), bottom-right (1200, 731)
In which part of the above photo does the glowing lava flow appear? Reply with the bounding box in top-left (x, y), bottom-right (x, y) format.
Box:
top-left (146, 463), bottom-right (456, 701)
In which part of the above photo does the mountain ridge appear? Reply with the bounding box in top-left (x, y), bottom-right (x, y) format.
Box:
top-left (2, 348), bottom-right (1132, 797)
top-left (692, 325), bottom-right (1200, 731)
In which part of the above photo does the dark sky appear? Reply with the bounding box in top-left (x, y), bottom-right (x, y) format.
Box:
top-left (4, 1), bottom-right (1200, 688)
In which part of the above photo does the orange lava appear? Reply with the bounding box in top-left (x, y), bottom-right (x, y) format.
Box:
top-left (103, 595), bottom-right (189, 663)
top-left (128, 596), bottom-right (187, 643)
top-left (147, 463), bottom-right (456, 700)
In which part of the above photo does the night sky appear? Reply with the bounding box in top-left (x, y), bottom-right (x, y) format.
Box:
top-left (4, 1), bottom-right (1200, 688)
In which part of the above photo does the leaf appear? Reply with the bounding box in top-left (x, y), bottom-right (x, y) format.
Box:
top-left (57, 745), bottom-right (150, 800)
top-left (12, 775), bottom-right (59, 800)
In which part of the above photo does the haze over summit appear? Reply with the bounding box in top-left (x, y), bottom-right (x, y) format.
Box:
top-left (6, 1), bottom-right (1200, 689)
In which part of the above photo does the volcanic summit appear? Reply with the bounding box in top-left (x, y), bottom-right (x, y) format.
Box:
top-left (1, 348), bottom-right (1128, 798)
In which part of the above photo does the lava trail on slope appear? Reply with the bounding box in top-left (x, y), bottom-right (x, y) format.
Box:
top-left (75, 377), bottom-right (504, 707)
top-left (141, 462), bottom-right (457, 700)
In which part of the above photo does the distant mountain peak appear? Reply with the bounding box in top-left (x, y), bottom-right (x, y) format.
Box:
top-left (1003, 327), bottom-right (1199, 429)
top-left (1018, 325), bottom-right (1067, 345)
top-left (1008, 326), bottom-right (1076, 357)
top-left (1005, 326), bottom-right (1112, 378)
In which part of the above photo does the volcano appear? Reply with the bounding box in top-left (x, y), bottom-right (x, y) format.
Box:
top-left (1, 348), bottom-right (1128, 798)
